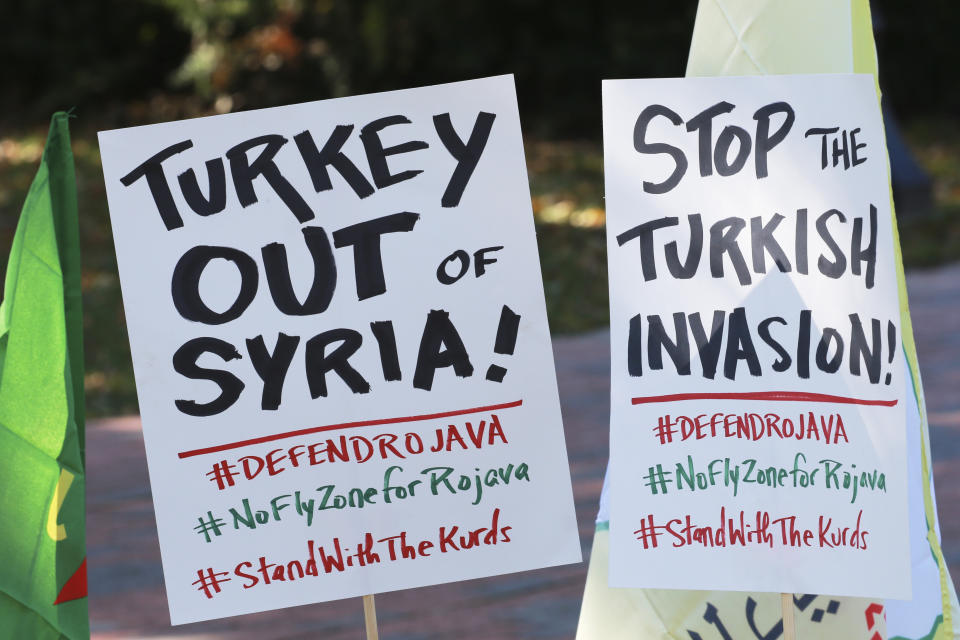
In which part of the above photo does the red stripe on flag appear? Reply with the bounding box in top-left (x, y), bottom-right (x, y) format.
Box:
top-left (53, 557), bottom-right (87, 605)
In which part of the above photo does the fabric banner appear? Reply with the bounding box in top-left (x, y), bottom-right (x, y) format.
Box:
top-left (577, 1), bottom-right (959, 638)
top-left (0, 112), bottom-right (89, 639)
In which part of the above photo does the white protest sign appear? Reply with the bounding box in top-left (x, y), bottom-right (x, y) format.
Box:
top-left (602, 74), bottom-right (908, 598)
top-left (99, 75), bottom-right (581, 624)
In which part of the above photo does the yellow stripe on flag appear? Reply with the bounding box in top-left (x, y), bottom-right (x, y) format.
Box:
top-left (46, 469), bottom-right (74, 542)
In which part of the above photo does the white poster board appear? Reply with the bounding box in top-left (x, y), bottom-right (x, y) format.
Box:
top-left (602, 74), bottom-right (908, 598)
top-left (99, 75), bottom-right (581, 624)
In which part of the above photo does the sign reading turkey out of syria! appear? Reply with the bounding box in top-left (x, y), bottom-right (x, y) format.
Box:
top-left (603, 74), bottom-right (909, 598)
top-left (98, 75), bottom-right (581, 624)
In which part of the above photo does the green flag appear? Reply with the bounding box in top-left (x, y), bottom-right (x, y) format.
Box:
top-left (0, 112), bottom-right (88, 639)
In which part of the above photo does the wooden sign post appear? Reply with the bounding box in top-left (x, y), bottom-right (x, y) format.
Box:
top-left (363, 594), bottom-right (379, 640)
top-left (781, 593), bottom-right (796, 640)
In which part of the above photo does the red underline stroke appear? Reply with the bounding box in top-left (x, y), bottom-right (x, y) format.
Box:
top-left (177, 399), bottom-right (524, 459)
top-left (630, 391), bottom-right (898, 407)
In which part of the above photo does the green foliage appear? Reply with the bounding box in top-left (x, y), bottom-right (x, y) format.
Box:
top-left (1, 0), bottom-right (700, 134)
top-left (537, 223), bottom-right (609, 334)
top-left (897, 119), bottom-right (960, 268)
top-left (0, 2), bottom-right (190, 122)
top-left (873, 0), bottom-right (960, 119)
top-left (2, 1), bottom-right (957, 131)
top-left (905, 118), bottom-right (960, 211)
top-left (898, 206), bottom-right (960, 268)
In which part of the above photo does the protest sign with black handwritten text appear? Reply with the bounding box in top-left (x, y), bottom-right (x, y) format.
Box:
top-left (99, 75), bottom-right (581, 624)
top-left (602, 74), bottom-right (908, 598)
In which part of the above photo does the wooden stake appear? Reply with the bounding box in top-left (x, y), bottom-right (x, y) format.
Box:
top-left (363, 594), bottom-right (379, 640)
top-left (781, 592), bottom-right (796, 640)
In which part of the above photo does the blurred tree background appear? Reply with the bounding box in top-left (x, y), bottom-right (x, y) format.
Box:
top-left (0, 0), bottom-right (957, 415)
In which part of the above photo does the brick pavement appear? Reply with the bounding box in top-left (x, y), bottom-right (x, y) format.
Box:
top-left (88, 263), bottom-right (960, 639)
top-left (908, 263), bottom-right (960, 572)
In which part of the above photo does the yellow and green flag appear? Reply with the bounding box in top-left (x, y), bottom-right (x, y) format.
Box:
top-left (0, 112), bottom-right (89, 639)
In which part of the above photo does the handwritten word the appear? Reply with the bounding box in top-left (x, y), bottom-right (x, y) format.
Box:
top-left (805, 126), bottom-right (868, 170)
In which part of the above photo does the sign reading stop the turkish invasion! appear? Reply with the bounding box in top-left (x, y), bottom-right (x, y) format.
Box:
top-left (603, 74), bottom-right (909, 598)
top-left (99, 75), bottom-right (581, 624)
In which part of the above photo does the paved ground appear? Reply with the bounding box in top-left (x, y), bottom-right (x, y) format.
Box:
top-left (909, 263), bottom-right (960, 570)
top-left (87, 263), bottom-right (960, 639)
